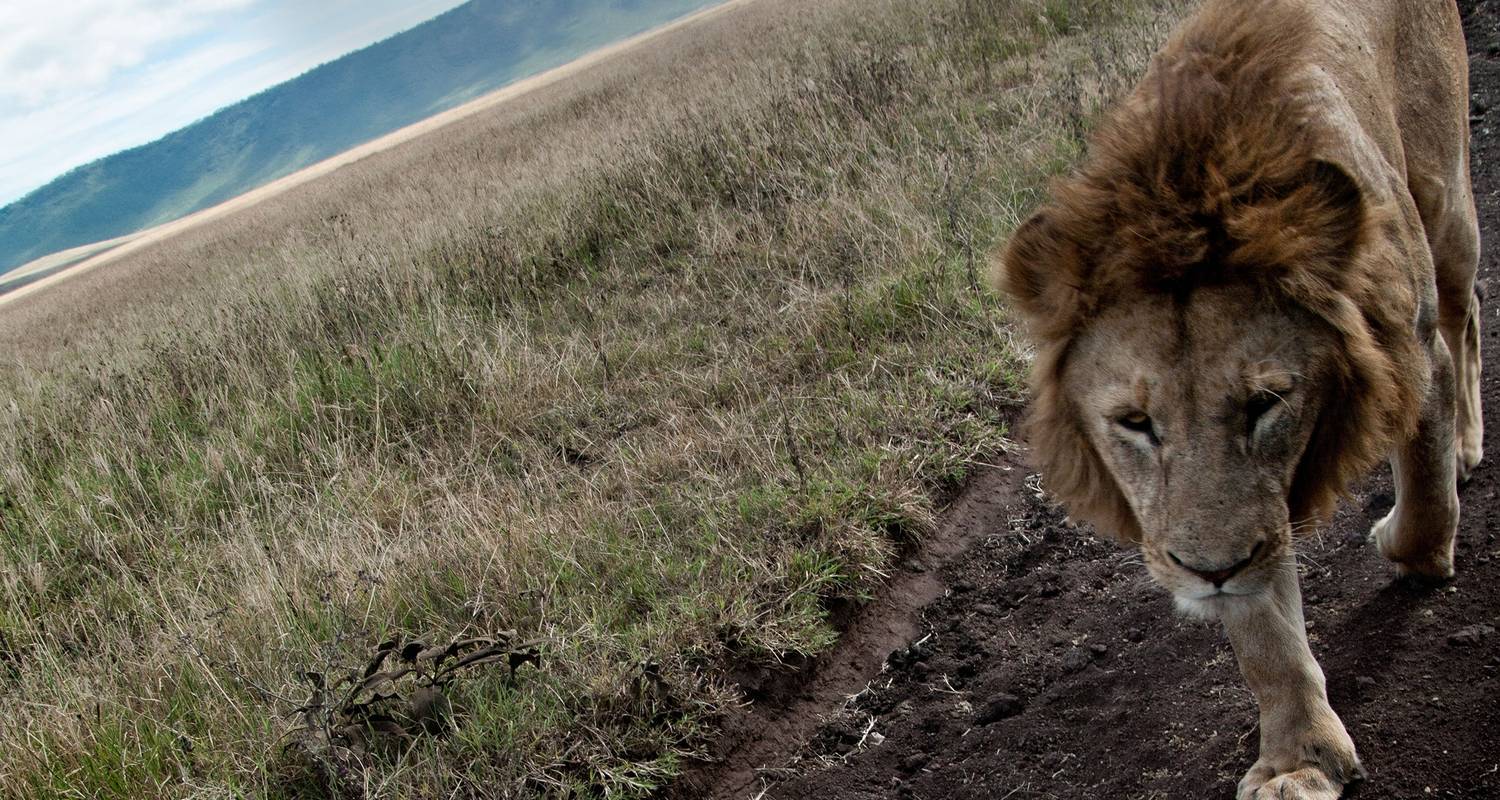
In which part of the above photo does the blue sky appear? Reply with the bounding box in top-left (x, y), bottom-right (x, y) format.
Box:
top-left (0, 0), bottom-right (468, 207)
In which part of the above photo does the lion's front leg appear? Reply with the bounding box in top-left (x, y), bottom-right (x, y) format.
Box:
top-left (1221, 560), bottom-right (1363, 800)
top-left (1371, 327), bottom-right (1462, 578)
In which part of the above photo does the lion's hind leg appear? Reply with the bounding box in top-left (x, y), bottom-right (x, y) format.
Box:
top-left (1451, 280), bottom-right (1484, 482)
top-left (1408, 160), bottom-right (1482, 482)
top-left (1435, 201), bottom-right (1484, 483)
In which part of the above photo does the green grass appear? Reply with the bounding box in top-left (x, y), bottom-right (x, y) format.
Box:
top-left (0, 0), bottom-right (1186, 796)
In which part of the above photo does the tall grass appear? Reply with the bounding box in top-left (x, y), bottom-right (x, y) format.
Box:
top-left (0, 0), bottom-right (1186, 796)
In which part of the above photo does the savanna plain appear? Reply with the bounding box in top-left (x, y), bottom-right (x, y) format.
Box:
top-left (0, 0), bottom-right (1196, 796)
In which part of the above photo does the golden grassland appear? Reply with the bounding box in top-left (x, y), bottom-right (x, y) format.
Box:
top-left (0, 0), bottom-right (1187, 796)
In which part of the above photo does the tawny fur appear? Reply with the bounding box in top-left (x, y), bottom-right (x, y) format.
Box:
top-left (994, 0), bottom-right (1479, 795)
top-left (998, 0), bottom-right (1432, 542)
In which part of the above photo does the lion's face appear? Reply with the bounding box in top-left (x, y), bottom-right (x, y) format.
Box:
top-left (1060, 284), bottom-right (1341, 608)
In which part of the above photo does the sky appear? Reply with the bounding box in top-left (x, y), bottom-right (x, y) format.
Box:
top-left (0, 0), bottom-right (468, 207)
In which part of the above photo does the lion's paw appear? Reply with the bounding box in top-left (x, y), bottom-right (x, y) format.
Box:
top-left (1237, 766), bottom-right (1345, 800)
top-left (1457, 446), bottom-right (1482, 485)
top-left (1369, 507), bottom-right (1455, 579)
top-left (1238, 717), bottom-right (1363, 800)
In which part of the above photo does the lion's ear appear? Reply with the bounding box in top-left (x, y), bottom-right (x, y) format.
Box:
top-left (1305, 159), bottom-right (1365, 260)
top-left (994, 210), bottom-right (1053, 305)
top-left (995, 209), bottom-right (1084, 335)
top-left (1226, 158), bottom-right (1366, 279)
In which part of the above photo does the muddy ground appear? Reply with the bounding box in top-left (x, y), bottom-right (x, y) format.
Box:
top-left (667, 3), bottom-right (1500, 798)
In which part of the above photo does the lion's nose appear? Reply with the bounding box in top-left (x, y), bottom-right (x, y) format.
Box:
top-left (1168, 541), bottom-right (1264, 588)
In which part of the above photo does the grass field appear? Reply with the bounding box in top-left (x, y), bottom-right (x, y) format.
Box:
top-left (0, 0), bottom-right (1186, 796)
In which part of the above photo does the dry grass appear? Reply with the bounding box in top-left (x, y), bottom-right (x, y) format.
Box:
top-left (0, 0), bottom-right (1187, 797)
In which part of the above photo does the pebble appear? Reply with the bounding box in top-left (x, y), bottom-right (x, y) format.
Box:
top-left (976, 693), bottom-right (1024, 724)
top-left (1060, 648), bottom-right (1092, 674)
top-left (1448, 623), bottom-right (1496, 647)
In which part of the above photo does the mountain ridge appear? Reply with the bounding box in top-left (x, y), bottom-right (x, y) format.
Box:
top-left (0, 0), bottom-right (717, 275)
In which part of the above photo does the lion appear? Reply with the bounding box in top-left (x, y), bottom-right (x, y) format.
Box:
top-left (995, 0), bottom-right (1481, 797)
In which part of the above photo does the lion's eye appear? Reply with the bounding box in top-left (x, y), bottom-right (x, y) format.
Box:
top-left (1247, 391), bottom-right (1283, 435)
top-left (1116, 411), bottom-right (1159, 444)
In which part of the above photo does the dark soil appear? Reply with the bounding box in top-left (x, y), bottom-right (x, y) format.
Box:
top-left (669, 3), bottom-right (1500, 798)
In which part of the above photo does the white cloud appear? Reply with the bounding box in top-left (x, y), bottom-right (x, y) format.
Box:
top-left (0, 0), bottom-right (467, 206)
top-left (0, 32), bottom-right (262, 204)
top-left (0, 0), bottom-right (254, 109)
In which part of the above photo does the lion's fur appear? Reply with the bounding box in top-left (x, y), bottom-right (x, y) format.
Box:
top-left (997, 0), bottom-right (1440, 542)
top-left (995, 2), bottom-right (1477, 789)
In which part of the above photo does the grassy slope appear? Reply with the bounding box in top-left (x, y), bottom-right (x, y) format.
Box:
top-left (0, 0), bottom-right (1184, 796)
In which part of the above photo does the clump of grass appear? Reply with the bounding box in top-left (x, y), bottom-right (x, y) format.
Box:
top-left (0, 0), bottom-right (1187, 796)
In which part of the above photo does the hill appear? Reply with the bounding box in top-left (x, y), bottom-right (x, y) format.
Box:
top-left (0, 0), bottom-right (716, 275)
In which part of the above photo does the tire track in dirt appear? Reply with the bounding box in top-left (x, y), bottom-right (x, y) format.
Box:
top-left (668, 463), bottom-right (1034, 799)
top-left (674, 3), bottom-right (1500, 797)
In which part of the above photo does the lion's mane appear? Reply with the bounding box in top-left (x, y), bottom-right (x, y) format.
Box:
top-left (996, 0), bottom-right (1427, 541)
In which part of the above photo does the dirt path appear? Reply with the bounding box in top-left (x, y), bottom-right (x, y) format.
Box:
top-left (673, 3), bottom-right (1500, 798)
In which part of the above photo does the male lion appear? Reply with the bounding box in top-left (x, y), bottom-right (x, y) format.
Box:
top-left (996, 0), bottom-right (1481, 797)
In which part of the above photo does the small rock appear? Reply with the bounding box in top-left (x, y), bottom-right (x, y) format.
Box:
top-left (1355, 675), bottom-right (1376, 690)
top-left (973, 603), bottom-right (1002, 617)
top-left (1060, 648), bottom-right (1092, 674)
top-left (976, 693), bottom-right (1024, 724)
top-left (900, 752), bottom-right (929, 773)
top-left (1089, 643), bottom-right (1109, 657)
top-left (1448, 623), bottom-right (1496, 647)
top-left (1125, 627), bottom-right (1145, 643)
top-left (903, 558), bottom-right (928, 573)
